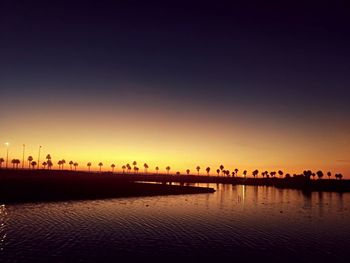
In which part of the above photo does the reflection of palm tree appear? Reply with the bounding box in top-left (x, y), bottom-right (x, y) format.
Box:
top-left (144, 163), bottom-right (149, 173)
top-left (0, 158), bottom-right (4, 168)
top-left (186, 169), bottom-right (190, 175)
top-left (31, 161), bottom-right (37, 169)
top-left (27, 156), bottom-right (33, 168)
top-left (69, 161), bottom-right (74, 170)
top-left (98, 162), bottom-right (103, 172)
top-left (196, 166), bottom-right (200, 175)
top-left (73, 162), bottom-right (78, 171)
top-left (327, 171), bottom-right (331, 179)
top-left (87, 162), bottom-right (92, 172)
top-left (316, 170), bottom-right (324, 179)
top-left (206, 167), bottom-right (210, 176)
top-left (122, 165), bottom-right (126, 173)
top-left (111, 164), bottom-right (115, 173)
top-left (155, 166), bottom-right (159, 174)
top-left (166, 166), bottom-right (170, 175)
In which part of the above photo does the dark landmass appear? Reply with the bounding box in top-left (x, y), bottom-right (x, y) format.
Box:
top-left (0, 169), bottom-right (349, 204)
top-left (0, 170), bottom-right (215, 204)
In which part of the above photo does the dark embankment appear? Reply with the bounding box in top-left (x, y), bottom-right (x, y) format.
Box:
top-left (0, 170), bottom-right (215, 203)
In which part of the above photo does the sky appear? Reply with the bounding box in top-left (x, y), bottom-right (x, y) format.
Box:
top-left (1, 0), bottom-right (349, 176)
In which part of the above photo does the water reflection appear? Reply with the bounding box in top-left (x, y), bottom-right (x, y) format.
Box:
top-left (0, 205), bottom-right (7, 251)
top-left (1, 185), bottom-right (350, 262)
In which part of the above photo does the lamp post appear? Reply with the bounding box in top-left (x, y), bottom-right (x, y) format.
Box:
top-left (5, 142), bottom-right (9, 169)
top-left (37, 145), bottom-right (42, 170)
top-left (22, 144), bottom-right (25, 169)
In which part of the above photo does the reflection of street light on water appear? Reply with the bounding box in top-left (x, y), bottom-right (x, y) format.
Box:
top-left (4, 143), bottom-right (9, 169)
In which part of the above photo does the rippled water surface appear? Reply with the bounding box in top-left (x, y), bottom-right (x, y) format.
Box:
top-left (1, 184), bottom-right (350, 262)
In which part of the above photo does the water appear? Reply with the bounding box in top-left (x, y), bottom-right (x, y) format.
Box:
top-left (1, 184), bottom-right (349, 262)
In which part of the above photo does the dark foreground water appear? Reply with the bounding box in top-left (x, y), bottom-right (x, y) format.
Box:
top-left (1, 184), bottom-right (349, 262)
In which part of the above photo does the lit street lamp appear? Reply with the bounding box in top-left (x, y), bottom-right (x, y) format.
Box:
top-left (37, 145), bottom-right (42, 170)
top-left (22, 144), bottom-right (25, 169)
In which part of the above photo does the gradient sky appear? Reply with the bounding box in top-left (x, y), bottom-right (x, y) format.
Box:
top-left (1, 1), bottom-right (349, 176)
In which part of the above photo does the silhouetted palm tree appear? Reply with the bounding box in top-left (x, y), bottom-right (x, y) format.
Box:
top-left (155, 166), bottom-right (159, 174)
top-left (0, 157), bottom-right (4, 168)
top-left (186, 169), bottom-right (190, 175)
top-left (126, 163), bottom-right (131, 173)
top-left (134, 166), bottom-right (139, 173)
top-left (31, 161), bottom-right (37, 169)
top-left (42, 161), bottom-right (47, 169)
top-left (176, 171), bottom-right (180, 175)
top-left (338, 173), bottom-right (343, 180)
top-left (219, 165), bottom-right (224, 176)
top-left (225, 170), bottom-right (230, 177)
top-left (278, 170), bottom-right (283, 178)
top-left (73, 162), bottom-right (78, 171)
top-left (111, 164), bottom-right (115, 173)
top-left (47, 160), bottom-right (53, 170)
top-left (61, 159), bottom-right (66, 170)
top-left (87, 162), bottom-right (92, 172)
top-left (234, 168), bottom-right (238, 176)
top-left (206, 167), bottom-right (210, 176)
top-left (243, 170), bottom-right (247, 178)
top-left (98, 162), bottom-right (103, 172)
top-left (327, 171), bottom-right (331, 179)
top-left (69, 161), bottom-right (74, 170)
top-left (58, 160), bottom-right (63, 170)
top-left (285, 173), bottom-right (291, 178)
top-left (270, 171), bottom-right (276, 178)
top-left (132, 161), bottom-right (137, 168)
top-left (46, 154), bottom-right (51, 163)
top-left (27, 156), bottom-right (33, 168)
top-left (144, 163), bottom-right (149, 173)
top-left (261, 171), bottom-right (266, 178)
top-left (166, 166), bottom-right (171, 175)
top-left (216, 169), bottom-right (220, 176)
top-left (252, 169), bottom-right (259, 178)
top-left (196, 166), bottom-right (200, 175)
top-left (303, 170), bottom-right (312, 179)
top-left (311, 172), bottom-right (316, 179)
top-left (231, 171), bottom-right (235, 177)
top-left (122, 165), bottom-right (126, 173)
top-left (11, 159), bottom-right (20, 169)
top-left (316, 170), bottom-right (324, 179)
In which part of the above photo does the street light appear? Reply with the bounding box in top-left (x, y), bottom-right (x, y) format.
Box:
top-left (37, 145), bottom-right (42, 170)
top-left (4, 142), bottom-right (9, 169)
top-left (22, 144), bottom-right (25, 169)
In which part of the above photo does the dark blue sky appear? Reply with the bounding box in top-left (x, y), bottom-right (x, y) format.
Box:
top-left (1, 0), bottom-right (350, 122)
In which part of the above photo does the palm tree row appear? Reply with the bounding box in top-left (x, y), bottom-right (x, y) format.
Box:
top-left (0, 155), bottom-right (345, 180)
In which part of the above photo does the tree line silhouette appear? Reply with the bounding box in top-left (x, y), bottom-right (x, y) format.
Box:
top-left (0, 155), bottom-right (344, 180)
